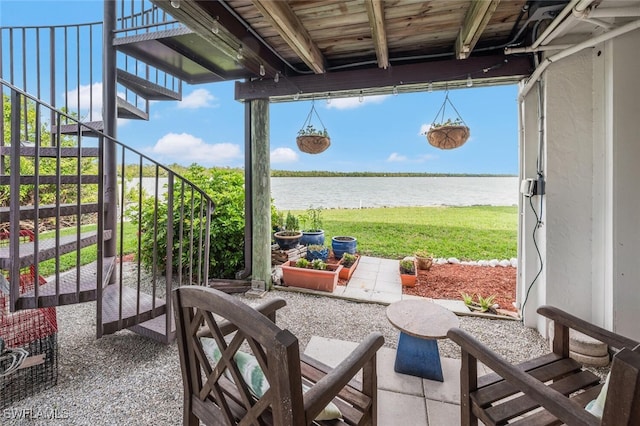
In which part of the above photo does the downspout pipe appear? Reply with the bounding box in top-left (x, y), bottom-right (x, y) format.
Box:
top-left (531, 0), bottom-right (583, 49)
top-left (578, 6), bottom-right (640, 19)
top-left (520, 19), bottom-right (640, 101)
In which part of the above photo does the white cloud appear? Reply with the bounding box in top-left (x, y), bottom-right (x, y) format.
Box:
top-left (326, 94), bottom-right (389, 110)
top-left (387, 152), bottom-right (407, 162)
top-left (270, 147), bottom-right (298, 163)
top-left (419, 123), bottom-right (432, 135)
top-left (150, 133), bottom-right (241, 165)
top-left (66, 82), bottom-right (103, 120)
top-left (179, 88), bottom-right (217, 109)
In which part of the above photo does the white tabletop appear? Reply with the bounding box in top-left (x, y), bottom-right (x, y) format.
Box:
top-left (386, 299), bottom-right (459, 339)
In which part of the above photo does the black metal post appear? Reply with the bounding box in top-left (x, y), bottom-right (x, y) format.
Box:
top-left (103, 1), bottom-right (117, 261)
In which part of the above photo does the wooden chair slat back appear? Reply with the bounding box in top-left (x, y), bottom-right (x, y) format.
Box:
top-left (602, 347), bottom-right (640, 425)
top-left (173, 286), bottom-right (305, 425)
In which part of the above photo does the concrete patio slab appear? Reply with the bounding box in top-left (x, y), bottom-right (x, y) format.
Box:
top-left (378, 389), bottom-right (428, 425)
top-left (304, 336), bottom-right (465, 425)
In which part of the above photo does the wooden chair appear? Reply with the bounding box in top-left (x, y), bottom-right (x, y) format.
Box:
top-left (173, 286), bottom-right (384, 425)
top-left (447, 305), bottom-right (640, 426)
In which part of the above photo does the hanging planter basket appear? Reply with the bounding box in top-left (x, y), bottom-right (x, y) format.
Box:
top-left (427, 125), bottom-right (470, 150)
top-left (297, 100), bottom-right (330, 154)
top-left (296, 135), bottom-right (330, 154)
top-left (425, 91), bottom-right (470, 150)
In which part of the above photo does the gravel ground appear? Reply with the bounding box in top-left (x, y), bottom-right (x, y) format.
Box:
top-left (3, 287), bottom-right (556, 426)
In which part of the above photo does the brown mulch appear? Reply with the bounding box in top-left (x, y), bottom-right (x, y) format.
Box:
top-left (404, 264), bottom-right (517, 312)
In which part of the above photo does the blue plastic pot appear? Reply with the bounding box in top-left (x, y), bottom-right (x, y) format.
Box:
top-left (306, 246), bottom-right (329, 262)
top-left (331, 236), bottom-right (357, 259)
top-left (300, 230), bottom-right (325, 246)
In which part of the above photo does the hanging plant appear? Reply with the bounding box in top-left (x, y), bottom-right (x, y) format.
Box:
top-left (296, 100), bottom-right (330, 154)
top-left (425, 91), bottom-right (470, 150)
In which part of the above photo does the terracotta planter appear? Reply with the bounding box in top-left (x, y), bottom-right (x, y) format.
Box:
top-left (415, 255), bottom-right (433, 271)
top-left (281, 261), bottom-right (343, 292)
top-left (338, 254), bottom-right (360, 280)
top-left (399, 260), bottom-right (417, 287)
top-left (400, 272), bottom-right (417, 287)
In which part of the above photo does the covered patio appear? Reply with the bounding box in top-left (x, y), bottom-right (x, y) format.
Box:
top-left (144, 0), bottom-right (640, 343)
top-left (3, 0), bottom-right (640, 423)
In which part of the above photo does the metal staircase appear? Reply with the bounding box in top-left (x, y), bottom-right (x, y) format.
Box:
top-left (0, 2), bottom-right (219, 343)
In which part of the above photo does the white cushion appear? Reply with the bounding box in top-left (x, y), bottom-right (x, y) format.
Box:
top-left (585, 372), bottom-right (610, 419)
top-left (201, 337), bottom-right (341, 420)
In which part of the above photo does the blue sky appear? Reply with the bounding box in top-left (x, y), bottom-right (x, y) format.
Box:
top-left (2, 0), bottom-right (519, 174)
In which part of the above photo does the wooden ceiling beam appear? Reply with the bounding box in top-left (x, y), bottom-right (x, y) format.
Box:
top-left (250, 0), bottom-right (326, 74)
top-left (364, 0), bottom-right (389, 69)
top-left (456, 0), bottom-right (501, 59)
top-left (235, 55), bottom-right (531, 101)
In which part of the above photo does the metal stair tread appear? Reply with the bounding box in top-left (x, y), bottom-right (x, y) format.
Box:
top-left (101, 284), bottom-right (167, 335)
top-left (129, 312), bottom-right (176, 344)
top-left (117, 96), bottom-right (148, 120)
top-left (0, 229), bottom-right (113, 269)
top-left (116, 68), bottom-right (181, 101)
top-left (15, 257), bottom-right (116, 309)
top-left (0, 202), bottom-right (101, 222)
top-left (0, 146), bottom-right (100, 157)
top-left (113, 28), bottom-right (226, 85)
top-left (51, 121), bottom-right (104, 137)
top-left (0, 175), bottom-right (101, 185)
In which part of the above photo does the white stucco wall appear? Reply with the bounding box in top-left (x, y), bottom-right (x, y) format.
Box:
top-left (609, 30), bottom-right (640, 340)
top-left (519, 28), bottom-right (640, 341)
top-left (543, 49), bottom-right (595, 322)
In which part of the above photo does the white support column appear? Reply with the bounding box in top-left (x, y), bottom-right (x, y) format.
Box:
top-left (609, 30), bottom-right (640, 341)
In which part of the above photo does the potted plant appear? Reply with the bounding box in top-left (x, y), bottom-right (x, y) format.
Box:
top-left (426, 118), bottom-right (470, 150)
top-left (300, 206), bottom-right (325, 246)
top-left (425, 91), bottom-right (470, 150)
top-left (399, 258), bottom-right (417, 287)
top-left (296, 100), bottom-right (330, 154)
top-left (273, 211), bottom-right (302, 250)
top-left (338, 252), bottom-right (360, 280)
top-left (306, 244), bottom-right (329, 262)
top-left (297, 124), bottom-right (330, 154)
top-left (280, 258), bottom-right (343, 292)
top-left (414, 250), bottom-right (433, 270)
top-left (331, 236), bottom-right (357, 259)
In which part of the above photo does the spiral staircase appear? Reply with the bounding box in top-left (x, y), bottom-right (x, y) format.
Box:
top-left (0, 1), bottom-right (225, 343)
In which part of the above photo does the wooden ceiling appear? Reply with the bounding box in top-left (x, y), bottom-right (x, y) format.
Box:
top-left (151, 1), bottom-right (568, 101)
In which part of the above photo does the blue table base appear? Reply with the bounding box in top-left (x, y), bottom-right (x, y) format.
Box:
top-left (394, 332), bottom-right (444, 382)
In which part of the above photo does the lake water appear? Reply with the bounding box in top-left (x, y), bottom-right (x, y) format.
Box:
top-left (130, 176), bottom-right (519, 210)
top-left (271, 176), bottom-right (519, 210)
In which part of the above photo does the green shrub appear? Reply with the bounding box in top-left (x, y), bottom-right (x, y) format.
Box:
top-left (135, 165), bottom-right (265, 279)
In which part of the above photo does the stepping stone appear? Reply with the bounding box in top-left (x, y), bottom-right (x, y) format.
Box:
top-left (569, 329), bottom-right (609, 357)
top-left (547, 324), bottom-right (610, 366)
top-left (569, 350), bottom-right (610, 367)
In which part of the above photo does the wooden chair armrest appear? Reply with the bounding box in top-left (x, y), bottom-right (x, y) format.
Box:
top-left (447, 327), bottom-right (600, 426)
top-left (538, 305), bottom-right (639, 351)
top-left (197, 297), bottom-right (287, 338)
top-left (303, 332), bottom-right (384, 421)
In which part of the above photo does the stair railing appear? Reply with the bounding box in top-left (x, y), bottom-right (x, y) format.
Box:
top-left (0, 22), bottom-right (182, 132)
top-left (1, 79), bottom-right (213, 341)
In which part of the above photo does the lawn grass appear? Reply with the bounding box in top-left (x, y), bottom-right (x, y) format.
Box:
top-left (30, 206), bottom-right (515, 277)
top-left (35, 222), bottom-right (139, 277)
top-left (296, 206), bottom-right (518, 260)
